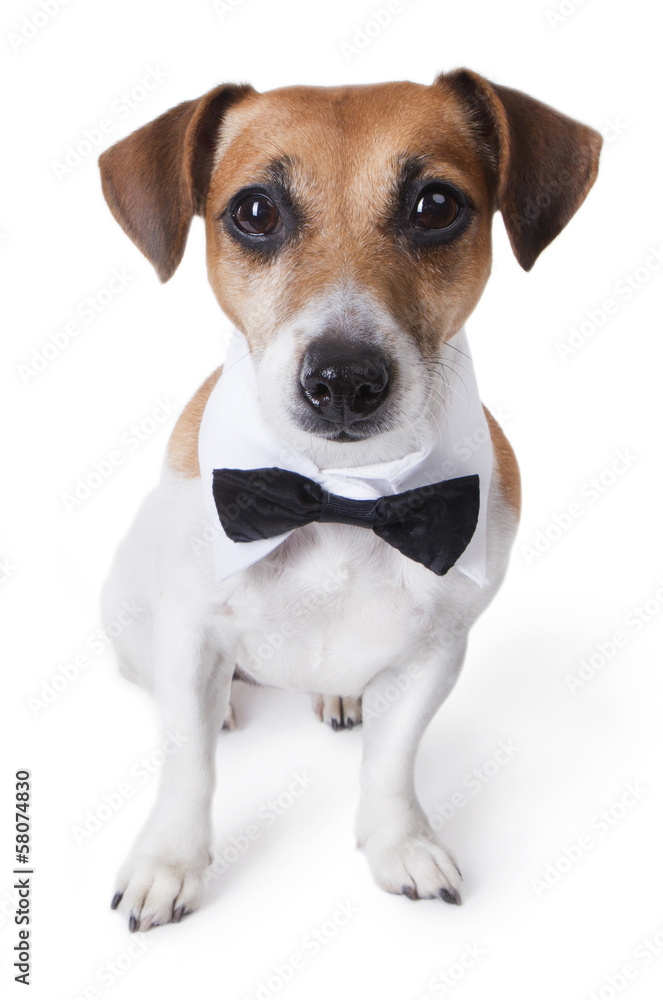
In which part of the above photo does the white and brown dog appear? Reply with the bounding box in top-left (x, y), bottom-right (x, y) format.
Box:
top-left (98, 69), bottom-right (601, 932)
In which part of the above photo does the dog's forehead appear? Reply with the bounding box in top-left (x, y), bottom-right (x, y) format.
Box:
top-left (211, 80), bottom-right (487, 195)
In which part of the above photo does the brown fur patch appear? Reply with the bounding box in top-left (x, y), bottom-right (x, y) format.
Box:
top-left (99, 85), bottom-right (254, 282)
top-left (167, 367), bottom-right (223, 477)
top-left (483, 405), bottom-right (521, 517)
top-left (440, 70), bottom-right (602, 270)
top-left (204, 81), bottom-right (497, 358)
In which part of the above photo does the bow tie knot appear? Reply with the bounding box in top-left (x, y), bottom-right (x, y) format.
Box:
top-left (318, 492), bottom-right (378, 526)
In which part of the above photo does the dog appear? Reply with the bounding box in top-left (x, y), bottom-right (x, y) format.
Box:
top-left (98, 68), bottom-right (601, 932)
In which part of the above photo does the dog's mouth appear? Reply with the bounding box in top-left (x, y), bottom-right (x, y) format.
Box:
top-left (332, 428), bottom-right (372, 443)
top-left (291, 409), bottom-right (392, 443)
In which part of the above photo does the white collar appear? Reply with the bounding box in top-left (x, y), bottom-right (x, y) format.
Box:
top-left (198, 327), bottom-right (493, 586)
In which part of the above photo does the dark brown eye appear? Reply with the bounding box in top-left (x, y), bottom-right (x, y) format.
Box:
top-left (412, 186), bottom-right (460, 230)
top-left (233, 193), bottom-right (280, 235)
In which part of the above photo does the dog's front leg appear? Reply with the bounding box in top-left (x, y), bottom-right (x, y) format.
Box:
top-left (356, 638), bottom-right (467, 904)
top-left (111, 604), bottom-right (230, 931)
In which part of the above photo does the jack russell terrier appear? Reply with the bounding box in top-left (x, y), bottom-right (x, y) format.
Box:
top-left (98, 69), bottom-right (601, 931)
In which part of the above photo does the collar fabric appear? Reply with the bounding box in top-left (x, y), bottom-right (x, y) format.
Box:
top-left (198, 327), bottom-right (493, 587)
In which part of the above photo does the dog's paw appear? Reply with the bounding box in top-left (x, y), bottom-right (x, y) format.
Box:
top-left (111, 852), bottom-right (208, 932)
top-left (360, 824), bottom-right (462, 903)
top-left (221, 701), bottom-right (236, 731)
top-left (312, 694), bottom-right (362, 730)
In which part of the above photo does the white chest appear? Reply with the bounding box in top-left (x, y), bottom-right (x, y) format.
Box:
top-left (216, 522), bottom-right (474, 695)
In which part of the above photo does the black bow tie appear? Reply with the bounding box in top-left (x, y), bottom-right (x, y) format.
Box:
top-left (212, 467), bottom-right (480, 577)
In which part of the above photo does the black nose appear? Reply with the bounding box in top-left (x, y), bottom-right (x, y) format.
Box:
top-left (300, 340), bottom-right (391, 425)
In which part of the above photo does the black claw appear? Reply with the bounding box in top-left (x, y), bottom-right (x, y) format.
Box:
top-left (330, 718), bottom-right (340, 731)
top-left (454, 863), bottom-right (463, 879)
top-left (172, 905), bottom-right (185, 923)
top-left (402, 884), bottom-right (419, 900)
top-left (346, 718), bottom-right (354, 730)
top-left (439, 887), bottom-right (462, 906)
top-left (128, 914), bottom-right (139, 933)
top-left (110, 892), bottom-right (123, 910)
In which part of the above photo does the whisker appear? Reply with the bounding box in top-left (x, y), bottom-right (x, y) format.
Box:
top-left (423, 357), bottom-right (472, 402)
top-left (420, 363), bottom-right (471, 412)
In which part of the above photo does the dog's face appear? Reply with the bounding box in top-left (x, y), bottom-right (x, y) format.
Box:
top-left (99, 71), bottom-right (601, 464)
top-left (205, 83), bottom-right (495, 458)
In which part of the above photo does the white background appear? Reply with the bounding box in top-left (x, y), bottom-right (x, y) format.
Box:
top-left (2, 0), bottom-right (662, 997)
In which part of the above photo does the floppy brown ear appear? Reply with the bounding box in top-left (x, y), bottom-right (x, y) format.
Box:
top-left (98, 83), bottom-right (254, 282)
top-left (438, 69), bottom-right (602, 271)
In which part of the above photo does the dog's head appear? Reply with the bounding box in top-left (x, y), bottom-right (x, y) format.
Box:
top-left (99, 71), bottom-right (601, 465)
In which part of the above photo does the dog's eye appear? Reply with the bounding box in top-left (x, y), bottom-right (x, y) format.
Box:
top-left (233, 194), bottom-right (281, 236)
top-left (412, 186), bottom-right (460, 230)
